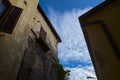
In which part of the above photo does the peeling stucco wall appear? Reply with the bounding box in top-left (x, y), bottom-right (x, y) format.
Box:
top-left (0, 0), bottom-right (60, 80)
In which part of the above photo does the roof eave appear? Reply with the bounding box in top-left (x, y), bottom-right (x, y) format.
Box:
top-left (79, 0), bottom-right (114, 24)
top-left (37, 5), bottom-right (62, 42)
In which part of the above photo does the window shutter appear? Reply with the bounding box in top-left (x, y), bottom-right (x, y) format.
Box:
top-left (40, 27), bottom-right (47, 41)
top-left (0, 6), bottom-right (23, 33)
top-left (35, 27), bottom-right (50, 52)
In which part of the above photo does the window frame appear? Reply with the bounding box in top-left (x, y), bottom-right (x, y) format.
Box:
top-left (0, 0), bottom-right (23, 34)
top-left (0, 0), bottom-right (11, 18)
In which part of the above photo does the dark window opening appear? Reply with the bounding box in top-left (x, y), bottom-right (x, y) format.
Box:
top-left (0, 0), bottom-right (23, 34)
top-left (0, 2), bottom-right (6, 17)
top-left (24, 1), bottom-right (27, 6)
top-left (33, 17), bottom-right (36, 20)
top-left (0, 0), bottom-right (11, 18)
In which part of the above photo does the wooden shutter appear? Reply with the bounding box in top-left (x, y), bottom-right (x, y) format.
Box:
top-left (36, 27), bottom-right (50, 52)
top-left (39, 27), bottom-right (47, 41)
top-left (0, 6), bottom-right (23, 33)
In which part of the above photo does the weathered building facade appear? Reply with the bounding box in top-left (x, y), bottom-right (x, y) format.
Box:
top-left (79, 0), bottom-right (120, 80)
top-left (0, 0), bottom-right (61, 80)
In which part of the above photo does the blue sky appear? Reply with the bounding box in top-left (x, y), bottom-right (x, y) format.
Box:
top-left (39, 0), bottom-right (104, 80)
top-left (40, 0), bottom-right (104, 15)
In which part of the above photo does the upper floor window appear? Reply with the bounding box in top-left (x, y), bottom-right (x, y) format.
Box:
top-left (0, 0), bottom-right (23, 34)
top-left (0, 0), bottom-right (11, 17)
top-left (0, 2), bottom-right (6, 17)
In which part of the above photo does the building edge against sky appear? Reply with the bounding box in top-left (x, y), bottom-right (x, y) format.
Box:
top-left (79, 0), bottom-right (120, 80)
top-left (0, 0), bottom-right (61, 80)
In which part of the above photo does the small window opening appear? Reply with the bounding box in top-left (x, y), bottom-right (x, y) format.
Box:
top-left (37, 21), bottom-right (40, 22)
top-left (33, 17), bottom-right (36, 20)
top-left (24, 1), bottom-right (27, 6)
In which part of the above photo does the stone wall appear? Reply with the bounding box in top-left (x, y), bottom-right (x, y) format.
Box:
top-left (0, 0), bottom-right (60, 80)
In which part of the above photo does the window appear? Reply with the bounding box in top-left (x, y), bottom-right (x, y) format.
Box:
top-left (38, 27), bottom-right (50, 52)
top-left (0, 0), bottom-right (11, 18)
top-left (0, 0), bottom-right (23, 33)
top-left (31, 27), bottom-right (50, 52)
top-left (39, 26), bottom-right (47, 41)
top-left (0, 2), bottom-right (6, 17)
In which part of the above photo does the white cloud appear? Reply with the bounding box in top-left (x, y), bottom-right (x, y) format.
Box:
top-left (47, 7), bottom-right (97, 80)
top-left (65, 66), bottom-right (97, 80)
top-left (48, 7), bottom-right (92, 64)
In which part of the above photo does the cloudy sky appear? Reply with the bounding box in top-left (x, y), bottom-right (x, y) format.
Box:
top-left (40, 0), bottom-right (104, 80)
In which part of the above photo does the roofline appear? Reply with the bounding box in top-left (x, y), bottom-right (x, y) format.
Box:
top-left (79, 0), bottom-right (114, 23)
top-left (37, 5), bottom-right (62, 42)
